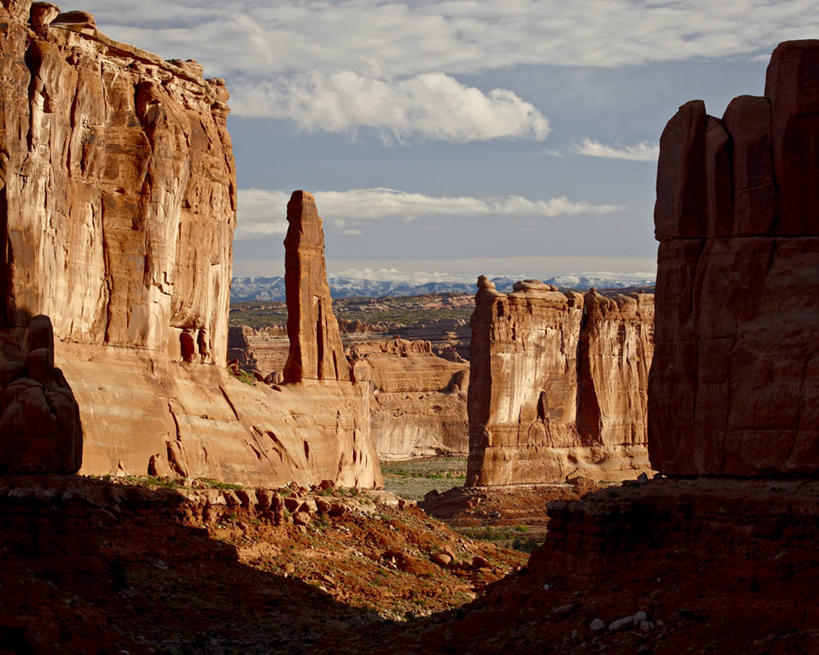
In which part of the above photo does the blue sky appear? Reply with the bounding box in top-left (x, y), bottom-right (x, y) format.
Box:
top-left (80, 1), bottom-right (818, 283)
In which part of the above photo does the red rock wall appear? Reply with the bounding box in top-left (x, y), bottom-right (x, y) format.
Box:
top-left (0, 1), bottom-right (235, 363)
top-left (467, 277), bottom-right (653, 486)
top-left (649, 40), bottom-right (819, 477)
top-left (0, 2), bottom-right (382, 487)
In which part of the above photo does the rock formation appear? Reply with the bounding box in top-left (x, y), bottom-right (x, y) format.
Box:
top-left (350, 338), bottom-right (469, 459)
top-left (649, 40), bottom-right (819, 476)
top-left (0, 1), bottom-right (381, 487)
top-left (0, 315), bottom-right (81, 472)
top-left (228, 325), bottom-right (289, 378)
top-left (283, 191), bottom-right (350, 383)
top-left (467, 277), bottom-right (653, 485)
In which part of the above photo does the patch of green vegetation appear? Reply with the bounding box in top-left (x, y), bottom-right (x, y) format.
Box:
top-left (230, 367), bottom-right (257, 386)
top-left (454, 525), bottom-right (543, 554)
top-left (382, 457), bottom-right (467, 480)
top-left (381, 457), bottom-right (466, 501)
top-left (196, 478), bottom-right (245, 491)
top-left (95, 474), bottom-right (185, 489)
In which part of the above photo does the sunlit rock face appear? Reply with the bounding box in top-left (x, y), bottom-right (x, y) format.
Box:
top-left (467, 277), bottom-right (654, 486)
top-left (0, 2), bottom-right (381, 488)
top-left (350, 338), bottom-right (469, 459)
top-left (649, 40), bottom-right (819, 477)
top-left (283, 191), bottom-right (350, 384)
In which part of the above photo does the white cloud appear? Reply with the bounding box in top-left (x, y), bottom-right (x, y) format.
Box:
top-left (76, 1), bottom-right (819, 143)
top-left (234, 187), bottom-right (624, 239)
top-left (574, 139), bottom-right (659, 162)
top-left (331, 267), bottom-right (461, 284)
top-left (235, 189), bottom-right (288, 239)
top-left (231, 72), bottom-right (549, 142)
top-left (81, 1), bottom-right (818, 78)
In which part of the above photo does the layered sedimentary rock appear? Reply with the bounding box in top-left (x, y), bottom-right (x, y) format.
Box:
top-left (467, 277), bottom-right (653, 485)
top-left (649, 40), bottom-right (819, 477)
top-left (0, 2), bottom-right (380, 487)
top-left (350, 338), bottom-right (469, 459)
top-left (228, 325), bottom-right (288, 377)
top-left (283, 191), bottom-right (350, 383)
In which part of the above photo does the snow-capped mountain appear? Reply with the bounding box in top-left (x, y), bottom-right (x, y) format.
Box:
top-left (230, 273), bottom-right (654, 302)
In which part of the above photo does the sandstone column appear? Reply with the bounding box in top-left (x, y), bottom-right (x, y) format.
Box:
top-left (283, 191), bottom-right (350, 383)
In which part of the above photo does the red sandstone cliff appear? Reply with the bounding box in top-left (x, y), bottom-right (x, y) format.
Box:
top-left (0, 1), bottom-right (381, 487)
top-left (649, 40), bottom-right (819, 477)
top-left (467, 277), bottom-right (653, 485)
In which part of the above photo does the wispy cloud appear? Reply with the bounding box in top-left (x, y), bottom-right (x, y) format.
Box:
top-left (573, 139), bottom-right (659, 161)
top-left (235, 188), bottom-right (624, 239)
top-left (231, 72), bottom-right (549, 142)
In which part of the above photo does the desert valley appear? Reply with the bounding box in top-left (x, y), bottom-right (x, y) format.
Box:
top-left (0, 2), bottom-right (817, 653)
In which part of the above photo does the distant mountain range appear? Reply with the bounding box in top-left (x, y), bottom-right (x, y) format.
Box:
top-left (231, 273), bottom-right (656, 302)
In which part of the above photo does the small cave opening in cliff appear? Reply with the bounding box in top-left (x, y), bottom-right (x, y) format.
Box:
top-left (180, 331), bottom-right (195, 363)
top-left (303, 440), bottom-right (310, 461)
top-left (197, 329), bottom-right (209, 361)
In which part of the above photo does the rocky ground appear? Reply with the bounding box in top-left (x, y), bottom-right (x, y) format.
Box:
top-left (0, 475), bottom-right (524, 654)
top-left (420, 477), bottom-right (602, 551)
top-left (361, 477), bottom-right (819, 654)
top-left (2, 474), bottom-right (817, 654)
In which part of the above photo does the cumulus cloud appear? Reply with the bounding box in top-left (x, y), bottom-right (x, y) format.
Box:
top-left (573, 139), bottom-right (659, 161)
top-left (235, 188), bottom-right (623, 240)
top-left (231, 72), bottom-right (549, 142)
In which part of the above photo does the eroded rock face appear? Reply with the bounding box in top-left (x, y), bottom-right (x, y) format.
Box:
top-left (0, 2), bottom-right (381, 487)
top-left (350, 338), bottom-right (469, 459)
top-left (283, 191), bottom-right (350, 383)
top-left (467, 277), bottom-right (654, 485)
top-left (649, 40), bottom-right (819, 477)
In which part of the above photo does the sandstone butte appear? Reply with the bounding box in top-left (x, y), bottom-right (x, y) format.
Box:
top-left (0, 1), bottom-right (381, 488)
top-left (650, 39), bottom-right (819, 477)
top-left (467, 277), bottom-right (654, 485)
top-left (350, 337), bottom-right (469, 459)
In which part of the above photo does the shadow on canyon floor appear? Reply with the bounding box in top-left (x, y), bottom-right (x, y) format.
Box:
top-left (2, 476), bottom-right (819, 655)
top-left (0, 477), bottom-right (387, 654)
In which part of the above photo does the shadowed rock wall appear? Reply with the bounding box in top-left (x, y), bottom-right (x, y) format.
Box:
top-left (467, 277), bottom-right (653, 486)
top-left (649, 40), bottom-right (819, 476)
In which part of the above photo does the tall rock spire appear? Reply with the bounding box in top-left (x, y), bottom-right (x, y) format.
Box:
top-left (283, 191), bottom-right (350, 383)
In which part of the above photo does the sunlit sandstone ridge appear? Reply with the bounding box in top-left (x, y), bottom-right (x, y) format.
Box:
top-left (467, 277), bottom-right (654, 485)
top-left (0, 1), bottom-right (380, 487)
top-left (650, 40), bottom-right (819, 476)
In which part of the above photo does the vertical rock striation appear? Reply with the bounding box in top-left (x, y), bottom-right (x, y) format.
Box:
top-left (0, 2), bottom-right (381, 487)
top-left (467, 277), bottom-right (653, 486)
top-left (283, 191), bottom-right (350, 383)
top-left (649, 40), bottom-right (819, 477)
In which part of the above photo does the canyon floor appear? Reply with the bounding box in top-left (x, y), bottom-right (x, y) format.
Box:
top-left (3, 474), bottom-right (816, 654)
